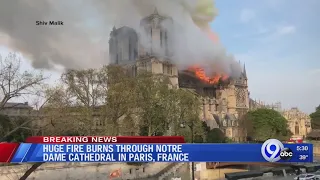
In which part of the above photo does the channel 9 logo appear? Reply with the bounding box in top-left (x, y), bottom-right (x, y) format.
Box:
top-left (261, 139), bottom-right (293, 162)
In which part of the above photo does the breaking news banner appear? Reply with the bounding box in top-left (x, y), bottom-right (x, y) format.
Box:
top-left (0, 137), bottom-right (313, 163)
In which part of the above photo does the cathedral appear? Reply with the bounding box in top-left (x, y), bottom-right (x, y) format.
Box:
top-left (108, 9), bottom-right (250, 141)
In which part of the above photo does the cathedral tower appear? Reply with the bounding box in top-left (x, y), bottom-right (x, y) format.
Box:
top-left (108, 9), bottom-right (178, 87)
top-left (234, 63), bottom-right (249, 117)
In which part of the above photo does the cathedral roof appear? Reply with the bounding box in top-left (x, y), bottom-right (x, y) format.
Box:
top-left (212, 114), bottom-right (221, 126)
top-left (205, 118), bottom-right (219, 129)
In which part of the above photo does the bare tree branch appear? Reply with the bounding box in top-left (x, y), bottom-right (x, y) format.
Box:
top-left (19, 163), bottom-right (44, 180)
top-left (0, 53), bottom-right (48, 110)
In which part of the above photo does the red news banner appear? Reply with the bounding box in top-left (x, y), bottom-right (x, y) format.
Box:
top-left (0, 136), bottom-right (185, 162)
top-left (25, 136), bottom-right (186, 143)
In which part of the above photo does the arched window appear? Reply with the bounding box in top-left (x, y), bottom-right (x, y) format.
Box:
top-left (160, 31), bottom-right (162, 47)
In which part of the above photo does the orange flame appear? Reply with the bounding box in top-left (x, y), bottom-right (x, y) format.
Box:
top-left (188, 65), bottom-right (228, 84)
top-left (207, 30), bottom-right (219, 42)
top-left (187, 29), bottom-right (227, 84)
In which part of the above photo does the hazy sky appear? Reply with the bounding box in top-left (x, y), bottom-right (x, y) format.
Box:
top-left (211, 0), bottom-right (320, 113)
top-left (0, 0), bottom-right (319, 113)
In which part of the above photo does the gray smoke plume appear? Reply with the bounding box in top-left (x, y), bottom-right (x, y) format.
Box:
top-left (0, 0), bottom-right (242, 77)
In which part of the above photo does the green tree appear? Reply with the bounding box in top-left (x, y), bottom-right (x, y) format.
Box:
top-left (310, 105), bottom-right (320, 129)
top-left (206, 128), bottom-right (227, 143)
top-left (244, 108), bottom-right (291, 141)
top-left (105, 65), bottom-right (137, 135)
top-left (105, 66), bottom-right (204, 138)
top-left (0, 115), bottom-right (32, 142)
top-left (199, 122), bottom-right (230, 143)
top-left (173, 89), bottom-right (204, 142)
top-left (134, 71), bottom-right (185, 136)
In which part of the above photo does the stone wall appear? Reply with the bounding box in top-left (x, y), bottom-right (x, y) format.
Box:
top-left (0, 162), bottom-right (172, 180)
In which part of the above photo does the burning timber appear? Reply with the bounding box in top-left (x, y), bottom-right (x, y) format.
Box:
top-left (178, 70), bottom-right (230, 98)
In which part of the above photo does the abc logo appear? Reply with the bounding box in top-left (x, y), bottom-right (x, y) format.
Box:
top-left (261, 139), bottom-right (288, 162)
top-left (280, 148), bottom-right (293, 160)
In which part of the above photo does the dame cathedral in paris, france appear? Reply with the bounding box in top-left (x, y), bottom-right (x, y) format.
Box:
top-left (108, 9), bottom-right (311, 141)
top-left (109, 9), bottom-right (250, 142)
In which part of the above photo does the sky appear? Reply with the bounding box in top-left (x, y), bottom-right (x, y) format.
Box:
top-left (211, 0), bottom-right (320, 113)
top-left (0, 0), bottom-right (319, 113)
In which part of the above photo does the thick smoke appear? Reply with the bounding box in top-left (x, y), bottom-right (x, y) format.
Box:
top-left (0, 0), bottom-right (241, 77)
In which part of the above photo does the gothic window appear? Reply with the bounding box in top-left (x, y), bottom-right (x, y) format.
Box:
top-left (116, 54), bottom-right (119, 64)
top-left (167, 65), bottom-right (172, 75)
top-left (160, 31), bottom-right (162, 47)
top-left (118, 49), bottom-right (122, 62)
top-left (162, 64), bottom-right (166, 74)
top-left (129, 39), bottom-right (132, 61)
top-left (235, 88), bottom-right (246, 107)
top-left (165, 31), bottom-right (168, 56)
top-left (134, 48), bottom-right (137, 59)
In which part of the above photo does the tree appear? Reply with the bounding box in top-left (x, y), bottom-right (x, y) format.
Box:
top-left (0, 53), bottom-right (48, 180)
top-left (105, 66), bottom-right (204, 138)
top-left (39, 85), bottom-right (86, 136)
top-left (206, 128), bottom-right (227, 143)
top-left (0, 115), bottom-right (32, 142)
top-left (244, 108), bottom-right (291, 141)
top-left (199, 122), bottom-right (230, 143)
top-left (172, 89), bottom-right (204, 142)
top-left (40, 67), bottom-right (110, 136)
top-left (310, 105), bottom-right (320, 129)
top-left (105, 65), bottom-right (137, 135)
top-left (10, 64), bottom-right (207, 179)
top-left (0, 53), bottom-right (48, 141)
top-left (0, 53), bottom-right (47, 109)
top-left (134, 71), bottom-right (180, 136)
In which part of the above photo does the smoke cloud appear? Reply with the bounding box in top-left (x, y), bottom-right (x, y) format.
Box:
top-left (0, 0), bottom-right (242, 77)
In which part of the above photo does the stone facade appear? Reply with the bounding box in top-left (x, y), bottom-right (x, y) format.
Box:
top-left (282, 107), bottom-right (312, 138)
top-left (249, 100), bottom-right (282, 112)
top-left (108, 9), bottom-right (249, 141)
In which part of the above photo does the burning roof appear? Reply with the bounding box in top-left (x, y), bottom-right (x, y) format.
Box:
top-left (187, 65), bottom-right (229, 84)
